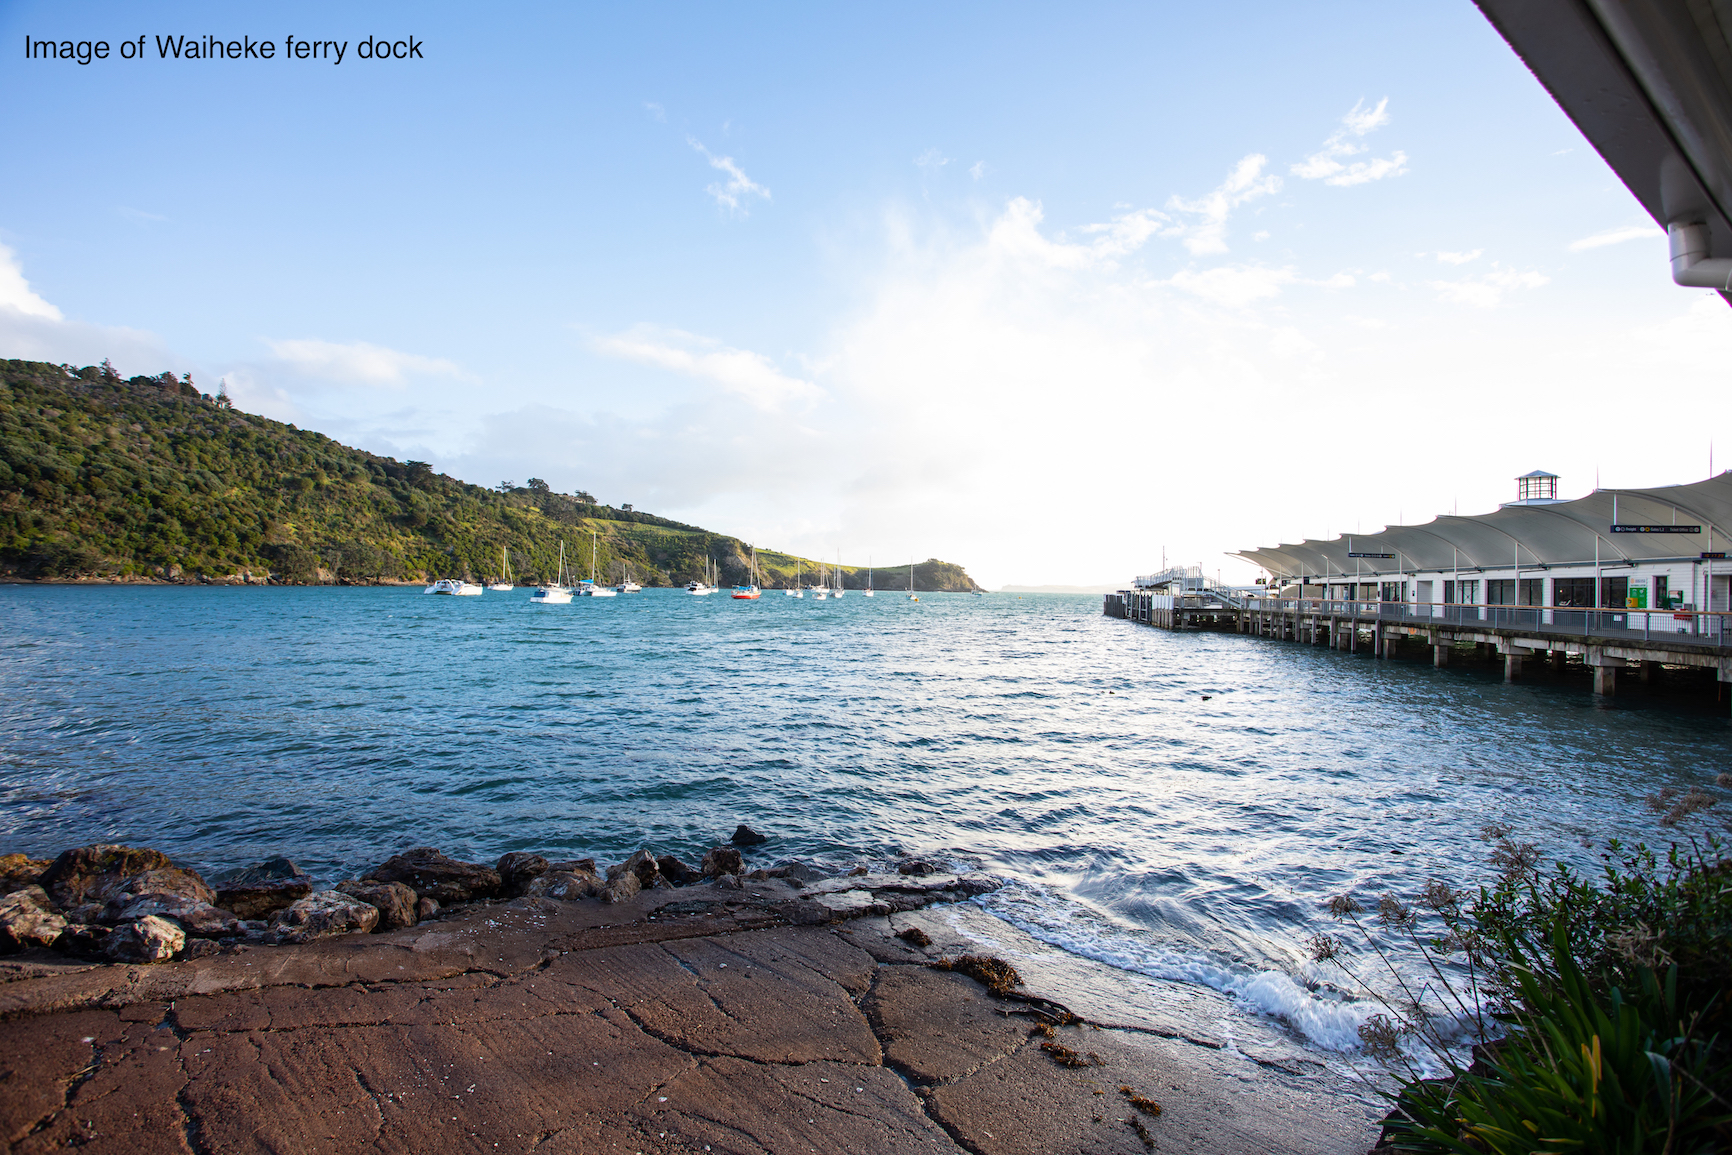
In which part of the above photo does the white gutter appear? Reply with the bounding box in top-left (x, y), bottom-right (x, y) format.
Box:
top-left (1669, 221), bottom-right (1732, 289)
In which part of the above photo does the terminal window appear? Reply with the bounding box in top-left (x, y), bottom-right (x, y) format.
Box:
top-left (1553, 578), bottom-right (1594, 607)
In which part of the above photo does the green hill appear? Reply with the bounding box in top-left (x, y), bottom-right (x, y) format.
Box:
top-left (0, 358), bottom-right (981, 591)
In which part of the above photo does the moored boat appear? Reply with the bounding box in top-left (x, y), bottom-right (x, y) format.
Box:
top-left (426, 579), bottom-right (484, 596)
top-left (531, 541), bottom-right (574, 604)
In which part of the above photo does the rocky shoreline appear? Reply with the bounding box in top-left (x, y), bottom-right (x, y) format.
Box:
top-left (0, 828), bottom-right (986, 970)
top-left (0, 834), bottom-right (1382, 1154)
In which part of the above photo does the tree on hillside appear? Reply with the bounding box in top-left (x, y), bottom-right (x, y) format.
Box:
top-left (575, 490), bottom-right (596, 504)
top-left (527, 478), bottom-right (550, 492)
top-left (404, 461), bottom-right (435, 490)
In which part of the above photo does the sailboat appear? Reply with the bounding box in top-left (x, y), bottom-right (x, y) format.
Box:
top-left (577, 529), bottom-right (617, 596)
top-left (732, 547), bottom-right (762, 599)
top-left (488, 547), bottom-right (514, 591)
top-left (531, 541), bottom-right (573, 604)
top-left (864, 556), bottom-right (874, 597)
top-left (785, 559), bottom-right (803, 597)
top-left (812, 561), bottom-right (829, 600)
top-left (832, 550), bottom-right (846, 598)
top-left (687, 557), bottom-right (717, 595)
top-left (908, 557), bottom-right (919, 602)
top-left (616, 563), bottom-right (642, 593)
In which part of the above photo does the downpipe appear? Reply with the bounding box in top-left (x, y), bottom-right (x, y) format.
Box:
top-left (1669, 220), bottom-right (1732, 290)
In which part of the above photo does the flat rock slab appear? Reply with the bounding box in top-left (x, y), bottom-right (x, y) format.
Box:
top-left (0, 883), bottom-right (1380, 1155)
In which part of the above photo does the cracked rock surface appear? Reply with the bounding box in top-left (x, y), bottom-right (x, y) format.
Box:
top-left (0, 875), bottom-right (1380, 1154)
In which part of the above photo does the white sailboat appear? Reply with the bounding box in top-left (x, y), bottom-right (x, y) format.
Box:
top-left (616, 563), bottom-right (642, 593)
top-left (731, 547), bottom-right (761, 599)
top-left (785, 559), bottom-right (803, 597)
top-left (687, 557), bottom-right (717, 595)
top-left (908, 557), bottom-right (919, 602)
top-left (832, 550), bottom-right (846, 598)
top-left (864, 556), bottom-right (875, 597)
top-left (531, 542), bottom-right (574, 604)
top-left (812, 561), bottom-right (829, 600)
top-left (577, 529), bottom-right (617, 596)
top-left (488, 547), bottom-right (514, 591)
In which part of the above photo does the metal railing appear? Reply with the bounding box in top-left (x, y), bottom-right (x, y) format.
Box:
top-left (1241, 598), bottom-right (1731, 646)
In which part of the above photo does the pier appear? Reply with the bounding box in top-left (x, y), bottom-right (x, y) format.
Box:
top-left (1107, 472), bottom-right (1732, 698)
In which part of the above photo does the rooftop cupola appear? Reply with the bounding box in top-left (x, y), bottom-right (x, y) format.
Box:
top-left (1510, 469), bottom-right (1560, 506)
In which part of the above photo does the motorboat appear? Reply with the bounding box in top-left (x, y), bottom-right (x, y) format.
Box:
top-left (488, 547), bottom-right (514, 591)
top-left (426, 579), bottom-right (483, 596)
top-left (531, 541), bottom-right (574, 604)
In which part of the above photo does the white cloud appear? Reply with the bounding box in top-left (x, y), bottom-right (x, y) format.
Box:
top-left (1167, 265), bottom-right (1297, 307)
top-left (0, 242), bottom-right (63, 320)
top-left (969, 161), bottom-right (985, 180)
top-left (687, 138), bottom-right (770, 215)
top-left (644, 102), bottom-right (666, 122)
top-left (1567, 224), bottom-right (1664, 252)
top-left (118, 207), bottom-right (167, 223)
top-left (1164, 154), bottom-right (1282, 254)
top-left (264, 338), bottom-right (463, 386)
top-left (915, 148), bottom-right (949, 170)
top-left (1292, 98), bottom-right (1408, 187)
top-left (1429, 266), bottom-right (1549, 307)
top-left (1434, 249), bottom-right (1483, 265)
top-left (1253, 230), bottom-right (1271, 241)
top-left (593, 325), bottom-right (819, 412)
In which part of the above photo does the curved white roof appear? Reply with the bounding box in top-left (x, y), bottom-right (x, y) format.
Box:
top-left (1231, 474), bottom-right (1732, 579)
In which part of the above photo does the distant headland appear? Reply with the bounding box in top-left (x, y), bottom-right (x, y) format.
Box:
top-left (0, 358), bottom-right (981, 591)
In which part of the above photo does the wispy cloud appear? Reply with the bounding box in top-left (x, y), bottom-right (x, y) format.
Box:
top-left (1434, 249), bottom-right (1482, 265)
top-left (644, 101), bottom-right (666, 123)
top-left (1166, 264), bottom-right (1297, 307)
top-left (593, 325), bottom-right (818, 411)
top-left (969, 161), bottom-right (985, 180)
top-left (687, 137), bottom-right (770, 216)
top-left (1430, 266), bottom-right (1548, 307)
top-left (0, 242), bottom-right (63, 320)
top-left (1292, 98), bottom-right (1408, 187)
top-left (1567, 224), bottom-right (1664, 252)
top-left (118, 206), bottom-right (168, 223)
top-left (915, 148), bottom-right (949, 171)
top-left (265, 338), bottom-right (462, 386)
top-left (1164, 154), bottom-right (1282, 255)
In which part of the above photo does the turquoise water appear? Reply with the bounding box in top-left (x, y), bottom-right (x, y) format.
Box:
top-left (2, 584), bottom-right (1725, 1049)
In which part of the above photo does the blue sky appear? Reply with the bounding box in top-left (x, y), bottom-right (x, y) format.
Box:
top-left (3, 2), bottom-right (1727, 586)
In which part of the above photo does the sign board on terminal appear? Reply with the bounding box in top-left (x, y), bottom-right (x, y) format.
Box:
top-left (1610, 524), bottom-right (1701, 533)
top-left (1702, 552), bottom-right (1727, 559)
top-left (1347, 552), bottom-right (1393, 558)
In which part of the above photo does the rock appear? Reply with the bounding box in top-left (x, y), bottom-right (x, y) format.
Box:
top-left (363, 847), bottom-right (501, 905)
top-left (101, 894), bottom-right (238, 938)
top-left (0, 886), bottom-right (69, 952)
top-left (731, 824), bottom-right (769, 846)
top-left (607, 849), bottom-right (661, 889)
top-left (111, 867), bottom-right (216, 906)
top-left (415, 897), bottom-right (440, 920)
top-left (270, 891), bottom-right (380, 944)
top-left (771, 861), bottom-right (820, 883)
top-left (701, 846), bottom-right (743, 877)
top-left (524, 869), bottom-right (603, 902)
top-left (746, 869), bottom-right (772, 881)
top-left (335, 880), bottom-right (418, 930)
top-left (38, 844), bottom-right (174, 909)
top-left (848, 866), bottom-right (870, 877)
top-left (601, 871), bottom-right (641, 905)
top-left (0, 853), bottom-right (51, 895)
top-left (53, 923), bottom-right (110, 957)
top-left (898, 860), bottom-right (937, 877)
top-left (547, 857), bottom-right (598, 874)
top-left (495, 852), bottom-right (549, 897)
top-left (182, 938), bottom-right (222, 959)
top-left (213, 857), bottom-right (314, 920)
top-left (104, 914), bottom-right (184, 963)
top-left (714, 872), bottom-right (745, 891)
top-left (656, 855), bottom-right (697, 885)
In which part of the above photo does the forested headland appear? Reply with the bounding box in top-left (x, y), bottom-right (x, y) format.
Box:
top-left (0, 358), bottom-right (981, 591)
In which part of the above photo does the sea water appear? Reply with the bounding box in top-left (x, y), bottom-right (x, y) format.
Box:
top-left (2, 585), bottom-right (1725, 1056)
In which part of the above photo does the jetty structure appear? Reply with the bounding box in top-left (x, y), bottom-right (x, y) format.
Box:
top-left (1105, 472), bottom-right (1732, 697)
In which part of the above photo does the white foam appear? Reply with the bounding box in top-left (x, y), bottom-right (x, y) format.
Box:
top-left (977, 880), bottom-right (1377, 1052)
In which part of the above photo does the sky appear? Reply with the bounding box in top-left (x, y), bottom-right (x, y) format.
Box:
top-left (3, 2), bottom-right (1729, 588)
